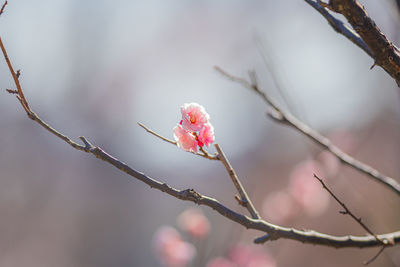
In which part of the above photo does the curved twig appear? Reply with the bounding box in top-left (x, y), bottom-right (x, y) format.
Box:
top-left (0, 0), bottom-right (7, 16)
top-left (137, 122), bottom-right (218, 160)
top-left (215, 66), bottom-right (400, 197)
top-left (138, 123), bottom-right (260, 219)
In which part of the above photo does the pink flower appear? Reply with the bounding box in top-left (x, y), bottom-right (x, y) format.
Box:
top-left (180, 103), bottom-right (210, 132)
top-left (177, 208), bottom-right (210, 239)
top-left (153, 226), bottom-right (196, 267)
top-left (198, 123), bottom-right (215, 147)
top-left (173, 125), bottom-right (198, 152)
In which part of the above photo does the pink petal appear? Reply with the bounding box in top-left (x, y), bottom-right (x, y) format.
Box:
top-left (173, 125), bottom-right (198, 152)
top-left (198, 123), bottom-right (215, 147)
top-left (180, 103), bottom-right (210, 132)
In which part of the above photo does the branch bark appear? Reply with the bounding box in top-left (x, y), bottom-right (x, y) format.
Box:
top-left (304, 0), bottom-right (373, 57)
top-left (215, 144), bottom-right (260, 219)
top-left (5, 105), bottom-right (400, 249)
top-left (306, 0), bottom-right (400, 86)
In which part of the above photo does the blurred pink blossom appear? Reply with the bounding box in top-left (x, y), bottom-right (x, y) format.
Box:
top-left (198, 123), bottom-right (215, 147)
top-left (228, 244), bottom-right (276, 267)
top-left (261, 190), bottom-right (297, 224)
top-left (153, 226), bottom-right (196, 267)
top-left (173, 125), bottom-right (198, 152)
top-left (206, 257), bottom-right (236, 267)
top-left (177, 208), bottom-right (210, 239)
top-left (288, 160), bottom-right (330, 216)
top-left (180, 103), bottom-right (210, 132)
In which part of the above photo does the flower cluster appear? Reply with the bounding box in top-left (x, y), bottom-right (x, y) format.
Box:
top-left (173, 103), bottom-right (215, 152)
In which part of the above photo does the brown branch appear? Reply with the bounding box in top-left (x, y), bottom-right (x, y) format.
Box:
top-left (138, 122), bottom-right (177, 145)
top-left (304, 0), bottom-right (373, 57)
top-left (313, 174), bottom-right (388, 246)
top-left (6, 88), bottom-right (17, 94)
top-left (0, 0), bottom-right (7, 17)
top-left (137, 122), bottom-right (218, 160)
top-left (306, 0), bottom-right (400, 86)
top-left (5, 104), bottom-right (400, 249)
top-left (2, 10), bottom-right (400, 250)
top-left (363, 246), bottom-right (386, 265)
top-left (215, 143), bottom-right (260, 219)
top-left (215, 67), bottom-right (400, 197)
top-left (313, 174), bottom-right (391, 265)
top-left (138, 123), bottom-right (260, 219)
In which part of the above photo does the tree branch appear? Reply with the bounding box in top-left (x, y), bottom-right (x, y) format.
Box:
top-left (215, 67), bottom-right (400, 196)
top-left (0, 37), bottom-right (31, 115)
top-left (313, 173), bottom-right (389, 264)
top-left (364, 246), bottom-right (386, 265)
top-left (215, 144), bottom-right (260, 219)
top-left (5, 98), bottom-right (400, 249)
top-left (137, 122), bottom-right (218, 160)
top-left (0, 0), bottom-right (7, 17)
top-left (138, 123), bottom-right (260, 219)
top-left (304, 0), bottom-right (373, 57)
top-left (306, 0), bottom-right (400, 86)
top-left (2, 9), bottom-right (400, 249)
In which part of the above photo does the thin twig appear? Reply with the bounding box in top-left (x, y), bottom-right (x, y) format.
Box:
top-left (363, 246), bottom-right (386, 265)
top-left (138, 122), bottom-right (260, 219)
top-left (138, 122), bottom-right (177, 145)
top-left (0, 0), bottom-right (7, 17)
top-left (9, 112), bottom-right (400, 249)
top-left (215, 143), bottom-right (260, 219)
top-left (0, 36), bottom-right (31, 115)
top-left (6, 88), bottom-right (17, 94)
top-left (138, 122), bottom-right (218, 160)
top-left (215, 67), bottom-right (400, 197)
top-left (313, 174), bottom-right (387, 246)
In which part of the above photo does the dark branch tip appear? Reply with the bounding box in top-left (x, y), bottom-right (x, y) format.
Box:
top-left (254, 234), bottom-right (271, 244)
top-left (6, 88), bottom-right (17, 94)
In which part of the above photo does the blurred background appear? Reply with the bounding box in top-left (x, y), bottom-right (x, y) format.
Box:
top-left (0, 0), bottom-right (399, 266)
